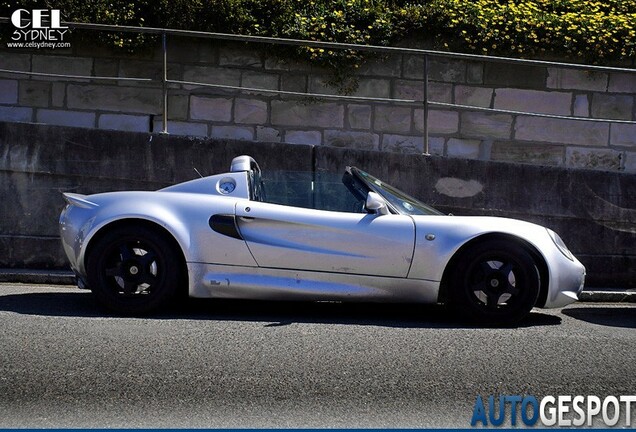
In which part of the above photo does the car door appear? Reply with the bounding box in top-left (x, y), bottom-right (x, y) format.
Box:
top-left (234, 201), bottom-right (415, 278)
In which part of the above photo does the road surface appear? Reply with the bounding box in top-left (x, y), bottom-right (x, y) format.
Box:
top-left (0, 283), bottom-right (634, 428)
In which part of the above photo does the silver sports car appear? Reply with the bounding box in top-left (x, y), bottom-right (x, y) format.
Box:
top-left (59, 155), bottom-right (585, 324)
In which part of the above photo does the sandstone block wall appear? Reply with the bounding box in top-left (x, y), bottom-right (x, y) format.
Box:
top-left (0, 37), bottom-right (635, 172)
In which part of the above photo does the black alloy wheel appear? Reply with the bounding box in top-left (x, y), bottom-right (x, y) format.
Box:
top-left (86, 225), bottom-right (181, 315)
top-left (451, 239), bottom-right (540, 325)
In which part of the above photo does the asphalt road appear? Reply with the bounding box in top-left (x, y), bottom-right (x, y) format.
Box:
top-left (0, 283), bottom-right (634, 428)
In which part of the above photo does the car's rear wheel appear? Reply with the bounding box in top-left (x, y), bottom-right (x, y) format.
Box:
top-left (86, 225), bottom-right (181, 315)
top-left (450, 240), bottom-right (540, 325)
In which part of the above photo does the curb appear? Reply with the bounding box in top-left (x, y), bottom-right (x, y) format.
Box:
top-left (0, 269), bottom-right (76, 285)
top-left (0, 269), bottom-right (634, 303)
top-left (578, 290), bottom-right (636, 303)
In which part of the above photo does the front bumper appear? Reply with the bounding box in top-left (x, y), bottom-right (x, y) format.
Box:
top-left (543, 253), bottom-right (586, 308)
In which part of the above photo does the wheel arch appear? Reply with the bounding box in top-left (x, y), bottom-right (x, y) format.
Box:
top-left (83, 218), bottom-right (189, 297)
top-left (438, 232), bottom-right (549, 308)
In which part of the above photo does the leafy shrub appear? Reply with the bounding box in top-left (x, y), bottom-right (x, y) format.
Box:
top-left (418, 0), bottom-right (636, 63)
top-left (2, 0), bottom-right (634, 66)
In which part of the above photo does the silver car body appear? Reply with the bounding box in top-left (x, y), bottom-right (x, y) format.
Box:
top-left (59, 156), bottom-right (585, 310)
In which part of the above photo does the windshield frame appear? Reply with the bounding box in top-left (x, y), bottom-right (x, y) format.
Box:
top-left (347, 167), bottom-right (444, 216)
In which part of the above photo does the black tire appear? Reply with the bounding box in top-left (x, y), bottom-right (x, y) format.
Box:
top-left (85, 224), bottom-right (181, 315)
top-left (450, 240), bottom-right (540, 325)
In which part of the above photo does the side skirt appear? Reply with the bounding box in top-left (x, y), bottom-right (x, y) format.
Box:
top-left (187, 263), bottom-right (440, 303)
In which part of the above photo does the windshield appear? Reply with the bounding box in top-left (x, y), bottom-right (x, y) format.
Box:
top-left (351, 168), bottom-right (444, 216)
top-left (261, 167), bottom-right (443, 216)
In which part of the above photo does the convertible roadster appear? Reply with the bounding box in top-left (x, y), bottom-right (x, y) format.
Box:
top-left (59, 155), bottom-right (585, 323)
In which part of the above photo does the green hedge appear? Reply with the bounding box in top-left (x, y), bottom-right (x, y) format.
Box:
top-left (2, 0), bottom-right (635, 65)
top-left (418, 0), bottom-right (636, 63)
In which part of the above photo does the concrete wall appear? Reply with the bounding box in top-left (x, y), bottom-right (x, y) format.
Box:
top-left (1, 121), bottom-right (634, 288)
top-left (1, 38), bottom-right (635, 173)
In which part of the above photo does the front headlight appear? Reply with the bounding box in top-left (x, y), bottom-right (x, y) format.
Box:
top-left (547, 229), bottom-right (574, 261)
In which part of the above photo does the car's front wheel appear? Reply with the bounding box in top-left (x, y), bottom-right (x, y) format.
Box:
top-left (86, 225), bottom-right (181, 315)
top-left (450, 240), bottom-right (540, 325)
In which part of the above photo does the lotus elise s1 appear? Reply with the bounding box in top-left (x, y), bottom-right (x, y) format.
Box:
top-left (59, 155), bottom-right (585, 323)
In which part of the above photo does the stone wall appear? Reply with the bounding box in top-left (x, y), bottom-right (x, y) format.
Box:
top-left (1, 121), bottom-right (635, 288)
top-left (1, 37), bottom-right (635, 172)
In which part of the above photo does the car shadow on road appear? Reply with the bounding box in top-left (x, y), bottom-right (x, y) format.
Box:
top-left (562, 306), bottom-right (636, 329)
top-left (0, 290), bottom-right (561, 329)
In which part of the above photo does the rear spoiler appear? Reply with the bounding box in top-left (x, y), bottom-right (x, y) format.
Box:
top-left (62, 192), bottom-right (99, 209)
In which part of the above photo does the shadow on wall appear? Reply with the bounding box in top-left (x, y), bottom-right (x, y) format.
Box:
top-left (0, 121), bottom-right (634, 287)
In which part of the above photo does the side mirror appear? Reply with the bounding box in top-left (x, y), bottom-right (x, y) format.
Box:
top-left (365, 192), bottom-right (389, 215)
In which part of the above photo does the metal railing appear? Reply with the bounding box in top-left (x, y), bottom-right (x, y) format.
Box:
top-left (1, 17), bottom-right (635, 155)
